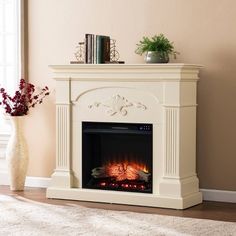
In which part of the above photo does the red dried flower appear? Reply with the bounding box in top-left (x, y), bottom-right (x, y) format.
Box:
top-left (0, 79), bottom-right (50, 116)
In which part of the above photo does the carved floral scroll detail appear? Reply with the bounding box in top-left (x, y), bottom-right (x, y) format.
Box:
top-left (88, 94), bottom-right (147, 116)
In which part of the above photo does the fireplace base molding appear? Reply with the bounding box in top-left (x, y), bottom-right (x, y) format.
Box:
top-left (47, 187), bottom-right (202, 209)
top-left (47, 64), bottom-right (202, 209)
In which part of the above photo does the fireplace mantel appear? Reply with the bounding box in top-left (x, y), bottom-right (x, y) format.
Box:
top-left (50, 63), bottom-right (201, 81)
top-left (47, 64), bottom-right (202, 209)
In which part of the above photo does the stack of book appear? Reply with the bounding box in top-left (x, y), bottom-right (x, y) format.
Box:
top-left (85, 34), bottom-right (110, 64)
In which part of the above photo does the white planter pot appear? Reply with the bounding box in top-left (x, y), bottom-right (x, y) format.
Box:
top-left (6, 116), bottom-right (29, 191)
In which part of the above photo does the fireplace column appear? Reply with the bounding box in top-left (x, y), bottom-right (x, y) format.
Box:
top-left (50, 79), bottom-right (73, 188)
top-left (159, 81), bottom-right (200, 202)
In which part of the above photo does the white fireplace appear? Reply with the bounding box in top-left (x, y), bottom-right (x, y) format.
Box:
top-left (46, 64), bottom-right (202, 209)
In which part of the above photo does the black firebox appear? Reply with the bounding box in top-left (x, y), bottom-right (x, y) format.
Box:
top-left (82, 122), bottom-right (153, 193)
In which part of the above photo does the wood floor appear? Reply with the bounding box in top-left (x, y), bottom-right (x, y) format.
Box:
top-left (1, 185), bottom-right (236, 223)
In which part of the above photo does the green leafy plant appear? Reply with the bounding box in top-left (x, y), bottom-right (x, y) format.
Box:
top-left (135, 33), bottom-right (179, 59)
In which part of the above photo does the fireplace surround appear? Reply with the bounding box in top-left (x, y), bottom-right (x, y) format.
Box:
top-left (82, 122), bottom-right (153, 193)
top-left (47, 64), bottom-right (202, 209)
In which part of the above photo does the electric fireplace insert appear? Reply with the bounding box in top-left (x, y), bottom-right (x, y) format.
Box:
top-left (82, 122), bottom-right (153, 193)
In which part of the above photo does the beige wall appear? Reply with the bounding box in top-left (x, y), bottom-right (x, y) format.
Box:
top-left (26, 0), bottom-right (236, 191)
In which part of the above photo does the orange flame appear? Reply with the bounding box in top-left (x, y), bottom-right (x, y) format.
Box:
top-left (105, 159), bottom-right (149, 181)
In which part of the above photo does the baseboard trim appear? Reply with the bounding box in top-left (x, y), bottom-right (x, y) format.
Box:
top-left (25, 176), bottom-right (51, 188)
top-left (200, 188), bottom-right (236, 203)
top-left (0, 171), bottom-right (51, 188)
top-left (0, 170), bottom-right (8, 185)
top-left (0, 172), bottom-right (235, 203)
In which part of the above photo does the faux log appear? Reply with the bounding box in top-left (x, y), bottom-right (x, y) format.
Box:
top-left (91, 165), bottom-right (151, 182)
top-left (91, 167), bottom-right (107, 178)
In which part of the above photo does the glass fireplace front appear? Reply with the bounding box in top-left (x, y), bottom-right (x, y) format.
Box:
top-left (82, 122), bottom-right (153, 193)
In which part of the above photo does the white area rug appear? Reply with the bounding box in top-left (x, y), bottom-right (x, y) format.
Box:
top-left (0, 195), bottom-right (235, 236)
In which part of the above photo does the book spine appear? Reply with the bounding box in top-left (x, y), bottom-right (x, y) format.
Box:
top-left (103, 36), bottom-right (110, 63)
top-left (96, 35), bottom-right (103, 64)
top-left (96, 35), bottom-right (110, 64)
top-left (85, 33), bottom-right (93, 64)
top-left (88, 34), bottom-right (92, 64)
top-left (85, 34), bottom-right (89, 63)
top-left (94, 35), bottom-right (97, 64)
top-left (91, 34), bottom-right (94, 64)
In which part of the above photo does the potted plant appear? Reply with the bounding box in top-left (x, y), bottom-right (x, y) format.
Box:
top-left (0, 79), bottom-right (50, 191)
top-left (135, 33), bottom-right (179, 63)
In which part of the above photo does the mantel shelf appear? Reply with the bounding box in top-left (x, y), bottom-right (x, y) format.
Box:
top-left (49, 63), bottom-right (202, 82)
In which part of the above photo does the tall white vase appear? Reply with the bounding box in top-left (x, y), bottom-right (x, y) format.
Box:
top-left (6, 116), bottom-right (29, 191)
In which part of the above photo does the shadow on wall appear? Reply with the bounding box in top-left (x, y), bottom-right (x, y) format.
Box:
top-left (196, 49), bottom-right (236, 190)
top-left (26, 91), bottom-right (56, 177)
